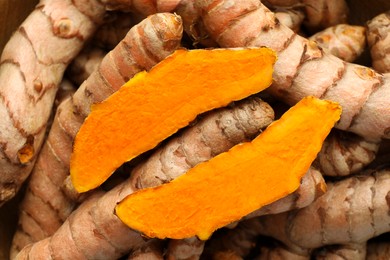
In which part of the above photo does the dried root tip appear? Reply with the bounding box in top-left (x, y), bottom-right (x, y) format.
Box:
top-left (66, 46), bottom-right (106, 86)
top-left (366, 11), bottom-right (390, 73)
top-left (166, 237), bottom-right (205, 260)
top-left (130, 97), bottom-right (274, 189)
top-left (309, 24), bottom-right (366, 62)
top-left (314, 243), bottom-right (367, 260)
top-left (302, 0), bottom-right (349, 33)
top-left (314, 130), bottom-right (380, 177)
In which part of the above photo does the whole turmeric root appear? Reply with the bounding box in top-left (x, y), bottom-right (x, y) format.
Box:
top-left (253, 169), bottom-right (390, 254)
top-left (366, 11), bottom-right (390, 73)
top-left (309, 24), bottom-right (366, 62)
top-left (314, 130), bottom-right (379, 177)
top-left (197, 0), bottom-right (390, 142)
top-left (0, 0), bottom-right (108, 205)
top-left (10, 12), bottom-right (183, 257)
top-left (15, 97), bottom-right (275, 259)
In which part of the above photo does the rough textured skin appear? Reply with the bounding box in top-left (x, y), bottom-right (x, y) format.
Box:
top-left (197, 0), bottom-right (390, 142)
top-left (309, 24), bottom-right (366, 62)
top-left (0, 0), bottom-right (106, 205)
top-left (314, 130), bottom-right (380, 177)
top-left (100, 0), bottom-right (181, 15)
top-left (255, 169), bottom-right (390, 253)
top-left (10, 13), bottom-right (183, 258)
top-left (15, 97), bottom-right (275, 259)
top-left (366, 11), bottom-right (390, 73)
top-left (314, 243), bottom-right (367, 260)
top-left (66, 46), bottom-right (106, 86)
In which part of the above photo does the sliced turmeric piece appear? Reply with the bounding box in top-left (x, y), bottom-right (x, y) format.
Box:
top-left (115, 96), bottom-right (341, 240)
top-left (70, 47), bottom-right (276, 192)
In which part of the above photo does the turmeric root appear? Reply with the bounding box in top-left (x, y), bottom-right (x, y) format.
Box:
top-left (309, 24), bottom-right (367, 62)
top-left (66, 46), bottom-right (106, 86)
top-left (314, 130), bottom-right (380, 177)
top-left (10, 13), bottom-right (183, 257)
top-left (127, 239), bottom-right (165, 260)
top-left (254, 169), bottom-right (390, 253)
top-left (116, 97), bottom-right (340, 240)
top-left (15, 95), bottom-right (276, 259)
top-left (70, 47), bottom-right (276, 193)
top-left (166, 237), bottom-right (205, 260)
top-left (197, 0), bottom-right (390, 142)
top-left (366, 11), bottom-right (390, 73)
top-left (0, 0), bottom-right (108, 205)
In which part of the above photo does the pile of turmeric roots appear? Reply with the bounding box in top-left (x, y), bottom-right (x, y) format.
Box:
top-left (1, 0), bottom-right (390, 259)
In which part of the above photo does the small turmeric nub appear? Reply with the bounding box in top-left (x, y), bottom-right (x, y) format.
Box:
top-left (70, 47), bottom-right (276, 193)
top-left (115, 96), bottom-right (341, 240)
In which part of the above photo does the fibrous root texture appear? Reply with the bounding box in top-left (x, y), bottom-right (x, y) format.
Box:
top-left (255, 169), bottom-right (390, 253)
top-left (366, 11), bottom-right (390, 73)
top-left (10, 12), bottom-right (183, 258)
top-left (0, 0), bottom-right (107, 205)
top-left (196, 0), bottom-right (390, 142)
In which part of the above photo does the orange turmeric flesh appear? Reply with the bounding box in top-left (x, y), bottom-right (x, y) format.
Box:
top-left (116, 96), bottom-right (341, 240)
top-left (70, 47), bottom-right (276, 192)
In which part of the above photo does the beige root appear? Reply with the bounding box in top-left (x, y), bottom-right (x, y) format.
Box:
top-left (197, 0), bottom-right (390, 142)
top-left (366, 11), bottom-right (390, 73)
top-left (0, 0), bottom-right (107, 205)
top-left (309, 24), bottom-right (367, 62)
top-left (314, 130), bottom-right (380, 177)
top-left (274, 8), bottom-right (305, 33)
top-left (127, 239), bottom-right (165, 260)
top-left (253, 169), bottom-right (390, 254)
top-left (10, 13), bottom-right (183, 258)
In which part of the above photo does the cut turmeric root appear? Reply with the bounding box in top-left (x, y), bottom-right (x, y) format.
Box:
top-left (70, 47), bottom-right (276, 192)
top-left (115, 96), bottom-right (341, 240)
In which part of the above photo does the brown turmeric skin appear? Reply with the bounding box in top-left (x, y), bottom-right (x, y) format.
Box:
top-left (10, 13), bottom-right (183, 257)
top-left (197, 0), bottom-right (390, 142)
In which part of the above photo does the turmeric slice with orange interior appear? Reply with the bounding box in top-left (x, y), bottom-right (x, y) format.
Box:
top-left (115, 96), bottom-right (342, 240)
top-left (70, 47), bottom-right (276, 192)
